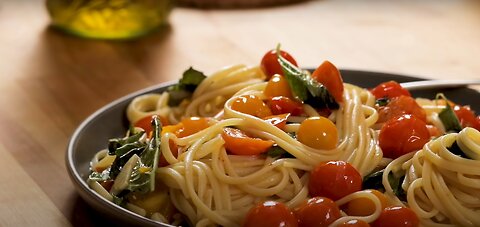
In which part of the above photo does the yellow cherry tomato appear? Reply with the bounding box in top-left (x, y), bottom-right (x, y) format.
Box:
top-left (231, 95), bottom-right (272, 118)
top-left (345, 189), bottom-right (389, 216)
top-left (297, 116), bottom-right (338, 150)
top-left (263, 74), bottom-right (293, 98)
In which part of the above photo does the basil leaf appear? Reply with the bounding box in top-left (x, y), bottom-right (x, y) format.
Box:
top-left (437, 94), bottom-right (462, 132)
top-left (362, 169), bottom-right (385, 191)
top-left (448, 141), bottom-right (469, 159)
top-left (376, 97), bottom-right (389, 106)
top-left (266, 145), bottom-right (294, 158)
top-left (276, 45), bottom-right (339, 110)
top-left (108, 131), bottom-right (145, 155)
top-left (168, 67), bottom-right (206, 106)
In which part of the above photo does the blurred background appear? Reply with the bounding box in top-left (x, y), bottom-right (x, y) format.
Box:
top-left (0, 0), bottom-right (479, 226)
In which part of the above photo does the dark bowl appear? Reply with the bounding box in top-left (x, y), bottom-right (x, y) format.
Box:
top-left (66, 70), bottom-right (480, 226)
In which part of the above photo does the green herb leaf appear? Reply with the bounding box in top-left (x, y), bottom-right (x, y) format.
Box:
top-left (437, 94), bottom-right (462, 132)
top-left (266, 145), bottom-right (294, 158)
top-left (362, 169), bottom-right (385, 191)
top-left (275, 45), bottom-right (339, 110)
top-left (376, 97), bottom-right (389, 106)
top-left (448, 141), bottom-right (469, 159)
top-left (168, 67), bottom-right (206, 106)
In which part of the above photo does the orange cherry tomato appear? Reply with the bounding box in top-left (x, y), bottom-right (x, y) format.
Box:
top-left (294, 197), bottom-right (341, 227)
top-left (370, 81), bottom-right (411, 100)
top-left (264, 74), bottom-right (293, 98)
top-left (453, 105), bottom-right (480, 130)
top-left (221, 127), bottom-right (274, 155)
top-left (260, 49), bottom-right (298, 80)
top-left (372, 206), bottom-right (419, 227)
top-left (134, 115), bottom-right (170, 136)
top-left (378, 96), bottom-right (426, 123)
top-left (231, 95), bottom-right (272, 118)
top-left (263, 113), bottom-right (290, 130)
top-left (379, 114), bottom-right (430, 159)
top-left (345, 189), bottom-right (389, 216)
top-left (177, 117), bottom-right (210, 138)
top-left (337, 219), bottom-right (371, 227)
top-left (308, 161), bottom-right (362, 200)
top-left (243, 201), bottom-right (298, 227)
top-left (297, 117), bottom-right (338, 150)
top-left (311, 61), bottom-right (344, 103)
top-left (158, 140), bottom-right (178, 167)
top-left (267, 96), bottom-right (304, 116)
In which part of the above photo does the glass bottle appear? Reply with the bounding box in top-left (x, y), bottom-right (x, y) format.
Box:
top-left (46, 0), bottom-right (174, 39)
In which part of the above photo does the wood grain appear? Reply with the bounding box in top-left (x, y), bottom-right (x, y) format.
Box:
top-left (0, 0), bottom-right (479, 226)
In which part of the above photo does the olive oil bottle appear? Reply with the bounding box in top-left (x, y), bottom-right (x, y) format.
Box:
top-left (46, 0), bottom-right (173, 39)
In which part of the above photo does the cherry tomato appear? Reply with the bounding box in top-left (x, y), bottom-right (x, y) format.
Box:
top-left (294, 197), bottom-right (341, 227)
top-left (231, 95), bottom-right (272, 118)
top-left (260, 49), bottom-right (298, 80)
top-left (158, 140), bottom-right (178, 167)
top-left (264, 74), bottom-right (293, 98)
top-left (134, 115), bottom-right (170, 137)
top-left (370, 81), bottom-right (411, 100)
top-left (379, 114), bottom-right (430, 159)
top-left (243, 201), bottom-right (298, 227)
top-left (377, 96), bottom-right (426, 123)
top-left (345, 189), bottom-right (388, 216)
top-left (453, 105), bottom-right (480, 130)
top-left (308, 161), bottom-right (362, 200)
top-left (222, 127), bottom-right (274, 155)
top-left (267, 96), bottom-right (304, 116)
top-left (337, 219), bottom-right (371, 227)
top-left (372, 206), bottom-right (419, 227)
top-left (263, 113), bottom-right (290, 130)
top-left (177, 117), bottom-right (210, 138)
top-left (426, 124), bottom-right (442, 138)
top-left (311, 61), bottom-right (344, 103)
top-left (297, 117), bottom-right (338, 150)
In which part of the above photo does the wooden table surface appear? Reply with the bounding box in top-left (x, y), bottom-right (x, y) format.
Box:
top-left (1, 0), bottom-right (480, 226)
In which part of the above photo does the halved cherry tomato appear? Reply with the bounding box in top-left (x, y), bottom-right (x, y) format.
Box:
top-left (177, 117), bottom-right (210, 138)
top-left (231, 95), bottom-right (272, 118)
top-left (453, 105), bottom-right (480, 130)
top-left (345, 189), bottom-right (388, 216)
top-left (260, 49), bottom-right (298, 80)
top-left (379, 114), bottom-right (430, 159)
top-left (134, 115), bottom-right (170, 137)
top-left (377, 96), bottom-right (426, 123)
top-left (267, 96), bottom-right (304, 116)
top-left (372, 206), bottom-right (419, 227)
top-left (337, 219), bottom-right (371, 227)
top-left (311, 61), bottom-right (344, 103)
top-left (243, 201), bottom-right (298, 227)
top-left (264, 74), bottom-right (293, 98)
top-left (309, 161), bottom-right (362, 200)
top-left (222, 127), bottom-right (274, 155)
top-left (370, 81), bottom-right (411, 100)
top-left (294, 197), bottom-right (341, 227)
top-left (158, 140), bottom-right (178, 167)
top-left (297, 117), bottom-right (338, 150)
top-left (263, 113), bottom-right (290, 130)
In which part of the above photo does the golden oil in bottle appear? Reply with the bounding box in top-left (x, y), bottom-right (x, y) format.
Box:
top-left (46, 0), bottom-right (173, 39)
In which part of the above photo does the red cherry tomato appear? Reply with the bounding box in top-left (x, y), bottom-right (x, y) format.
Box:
top-left (243, 201), bottom-right (298, 227)
top-left (134, 115), bottom-right (170, 136)
top-left (453, 105), bottom-right (480, 130)
top-left (263, 113), bottom-right (290, 130)
top-left (337, 219), bottom-right (371, 227)
top-left (311, 61), bottom-right (344, 103)
top-left (158, 140), bottom-right (178, 167)
top-left (372, 206), bottom-right (419, 227)
top-left (370, 81), bottom-right (411, 100)
top-left (260, 49), bottom-right (298, 80)
top-left (308, 161), bottom-right (362, 200)
top-left (222, 128), bottom-right (274, 155)
top-left (377, 96), bottom-right (426, 123)
top-left (267, 96), bottom-right (304, 116)
top-left (379, 114), bottom-right (430, 159)
top-left (294, 197), bottom-right (341, 227)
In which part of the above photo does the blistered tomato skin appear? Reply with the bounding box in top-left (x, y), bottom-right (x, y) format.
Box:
top-left (372, 206), bottom-right (419, 227)
top-left (294, 197), bottom-right (341, 227)
top-left (379, 114), bottom-right (430, 159)
top-left (260, 49), bottom-right (298, 80)
top-left (231, 95), bottom-right (272, 118)
top-left (371, 81), bottom-right (411, 99)
top-left (308, 161), bottom-right (362, 200)
top-left (243, 201), bottom-right (298, 227)
top-left (297, 117), bottom-right (338, 150)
